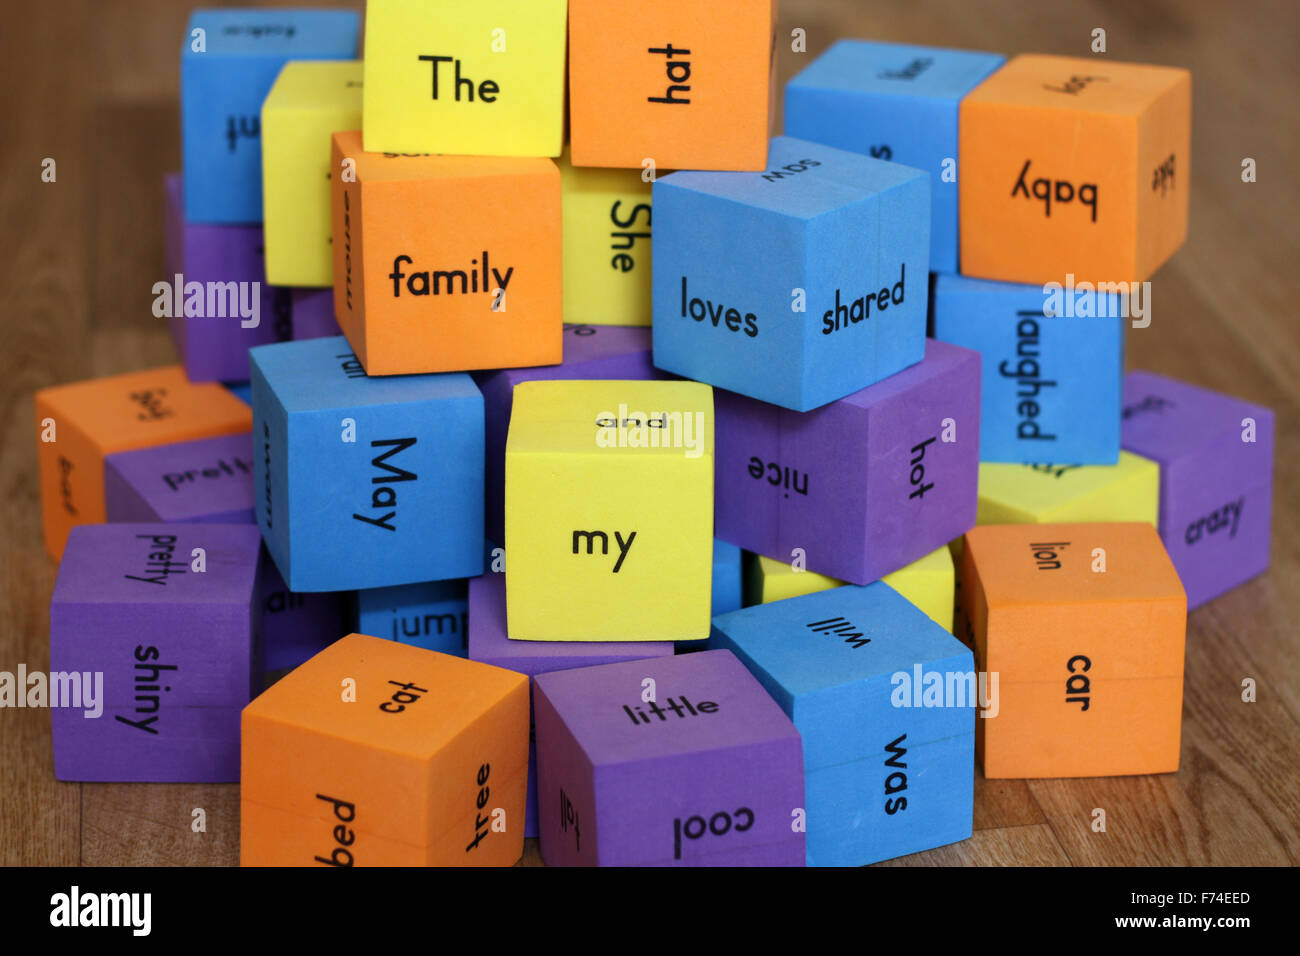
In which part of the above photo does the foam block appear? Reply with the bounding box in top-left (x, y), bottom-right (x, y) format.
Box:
top-left (932, 274), bottom-right (1125, 464)
top-left (653, 136), bottom-right (930, 411)
top-left (784, 40), bottom-right (1005, 273)
top-left (34, 364), bottom-right (252, 559)
top-left (468, 572), bottom-right (672, 837)
top-left (50, 523), bottom-right (263, 781)
top-left (960, 522), bottom-right (1186, 777)
top-left (261, 60), bottom-right (363, 287)
top-left (164, 175), bottom-right (341, 379)
top-left (250, 336), bottom-right (484, 592)
top-left (355, 579), bottom-right (469, 655)
top-left (714, 339), bottom-right (979, 584)
top-left (710, 584), bottom-right (975, 866)
top-left (474, 323), bottom-right (665, 543)
top-left (711, 539), bottom-right (743, 617)
top-left (259, 560), bottom-right (346, 672)
top-left (745, 546), bottom-right (955, 633)
top-left (181, 8), bottom-right (359, 223)
top-left (977, 452), bottom-right (1158, 526)
top-left (241, 634), bottom-right (529, 865)
top-left (1121, 371), bottom-right (1274, 609)
top-left (105, 432), bottom-right (254, 524)
top-left (960, 54), bottom-right (1191, 284)
top-left (361, 0), bottom-right (566, 157)
top-left (568, 0), bottom-right (777, 170)
top-left (329, 130), bottom-right (562, 376)
top-left (558, 147), bottom-right (655, 326)
top-left (534, 649), bottom-right (804, 866)
top-left (505, 380), bottom-right (714, 641)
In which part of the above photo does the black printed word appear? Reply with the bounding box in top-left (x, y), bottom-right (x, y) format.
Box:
top-left (821, 264), bottom-right (907, 334)
top-left (389, 253), bottom-right (512, 297)
top-left (680, 276), bottom-right (758, 337)
top-left (622, 696), bottom-right (718, 726)
top-left (1066, 655), bottom-right (1091, 710)
top-left (674, 808), bottom-right (753, 860)
top-left (115, 644), bottom-right (177, 736)
top-left (806, 616), bottom-right (869, 649)
top-left (748, 456), bottom-right (808, 499)
top-left (1031, 541), bottom-right (1069, 570)
top-left (572, 529), bottom-right (636, 573)
top-left (648, 43), bottom-right (690, 104)
top-left (353, 437), bottom-right (418, 532)
top-left (1012, 160), bottom-right (1098, 222)
top-left (884, 734), bottom-right (909, 814)
top-left (418, 55), bottom-right (498, 102)
top-left (313, 794), bottom-right (356, 866)
top-left (610, 201), bottom-right (651, 273)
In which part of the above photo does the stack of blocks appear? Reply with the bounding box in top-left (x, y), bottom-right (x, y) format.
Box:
top-left (31, 4), bottom-right (1279, 870)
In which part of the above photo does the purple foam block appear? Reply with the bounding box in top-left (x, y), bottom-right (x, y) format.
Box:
top-left (534, 649), bottom-right (805, 866)
top-left (104, 432), bottom-right (255, 524)
top-left (472, 323), bottom-right (667, 544)
top-left (49, 523), bottom-right (262, 782)
top-left (164, 173), bottom-right (286, 382)
top-left (258, 555), bottom-right (346, 672)
top-left (1121, 370), bottom-right (1274, 609)
top-left (289, 287), bottom-right (342, 341)
top-left (715, 338), bottom-right (980, 584)
top-left (467, 572), bottom-right (671, 837)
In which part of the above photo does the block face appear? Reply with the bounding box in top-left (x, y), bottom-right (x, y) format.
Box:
top-left (473, 323), bottom-right (666, 544)
top-left (104, 432), bottom-right (254, 524)
top-left (653, 137), bottom-right (930, 411)
top-left (506, 380), bottom-right (714, 640)
top-left (960, 54), bottom-right (1191, 284)
top-left (164, 174), bottom-right (337, 380)
top-left (568, 0), bottom-right (777, 171)
top-left (558, 148), bottom-right (655, 326)
top-left (329, 131), bottom-right (563, 375)
top-left (50, 523), bottom-right (263, 781)
top-left (715, 339), bottom-right (979, 584)
top-left (534, 650), bottom-right (805, 866)
top-left (250, 336), bottom-right (485, 592)
top-left (977, 452), bottom-right (1158, 526)
top-left (962, 523), bottom-right (1186, 778)
top-left (35, 364), bottom-right (252, 559)
top-left (356, 579), bottom-right (469, 655)
top-left (710, 584), bottom-right (975, 866)
top-left (181, 9), bottom-right (360, 223)
top-left (467, 571), bottom-right (672, 837)
top-left (784, 40), bottom-right (1005, 273)
top-left (361, 0), bottom-right (566, 157)
top-left (933, 274), bottom-right (1124, 464)
top-left (1121, 371), bottom-right (1274, 608)
top-left (241, 634), bottom-right (529, 865)
top-left (262, 60), bottom-right (363, 286)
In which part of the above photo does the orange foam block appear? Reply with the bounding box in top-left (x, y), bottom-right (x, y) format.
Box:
top-left (329, 130), bottom-right (562, 375)
top-left (960, 54), bottom-right (1190, 284)
top-left (241, 634), bottom-right (529, 866)
top-left (567, 0), bottom-right (778, 171)
top-left (34, 365), bottom-right (251, 559)
top-left (960, 523), bottom-right (1186, 779)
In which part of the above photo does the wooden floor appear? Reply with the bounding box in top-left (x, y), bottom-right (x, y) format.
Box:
top-left (2, 0), bottom-right (1296, 867)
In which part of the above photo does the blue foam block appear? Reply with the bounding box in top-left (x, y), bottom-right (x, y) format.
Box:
top-left (932, 273), bottom-right (1124, 464)
top-left (709, 582), bottom-right (974, 866)
top-left (181, 9), bottom-right (359, 223)
top-left (250, 335), bottom-right (484, 592)
top-left (653, 136), bottom-right (930, 412)
top-left (711, 538), bottom-right (743, 617)
top-left (355, 579), bottom-right (469, 655)
top-left (785, 40), bottom-right (1005, 274)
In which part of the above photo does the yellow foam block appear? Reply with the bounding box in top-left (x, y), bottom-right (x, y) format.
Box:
top-left (977, 452), bottom-right (1159, 526)
top-left (558, 147), bottom-right (654, 326)
top-left (361, 0), bottom-right (566, 157)
top-left (745, 546), bottom-right (955, 633)
top-left (262, 60), bottom-right (364, 287)
top-left (505, 380), bottom-right (714, 641)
